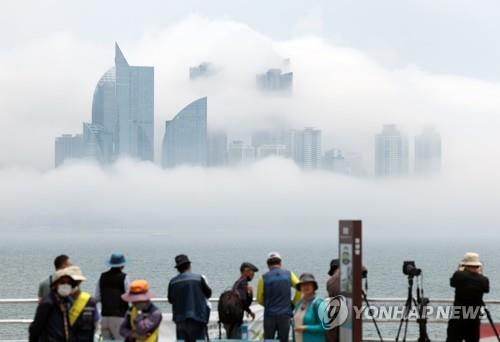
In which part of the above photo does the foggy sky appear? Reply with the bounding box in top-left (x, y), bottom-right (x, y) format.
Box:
top-left (1, 4), bottom-right (499, 235)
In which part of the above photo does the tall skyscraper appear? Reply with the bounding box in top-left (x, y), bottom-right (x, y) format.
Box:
top-left (114, 43), bottom-right (154, 161)
top-left (208, 131), bottom-right (228, 167)
top-left (55, 43), bottom-right (154, 167)
top-left (256, 69), bottom-right (293, 93)
top-left (374, 124), bottom-right (409, 177)
top-left (54, 134), bottom-right (84, 167)
top-left (415, 127), bottom-right (441, 175)
top-left (288, 128), bottom-right (322, 170)
top-left (162, 97), bottom-right (208, 168)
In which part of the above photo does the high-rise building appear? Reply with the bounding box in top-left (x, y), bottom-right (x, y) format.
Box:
top-left (162, 97), bottom-right (208, 168)
top-left (257, 145), bottom-right (287, 159)
top-left (256, 69), bottom-right (293, 93)
top-left (82, 123), bottom-right (113, 163)
top-left (415, 127), bottom-right (441, 175)
top-left (54, 43), bottom-right (154, 167)
top-left (114, 43), bottom-right (154, 161)
top-left (227, 141), bottom-right (255, 165)
top-left (288, 128), bottom-right (322, 170)
top-left (208, 131), bottom-right (228, 167)
top-left (374, 125), bottom-right (409, 177)
top-left (54, 134), bottom-right (84, 167)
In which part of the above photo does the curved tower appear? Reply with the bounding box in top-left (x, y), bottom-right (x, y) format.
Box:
top-left (162, 97), bottom-right (208, 168)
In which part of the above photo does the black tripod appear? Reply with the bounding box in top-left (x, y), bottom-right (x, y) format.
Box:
top-left (362, 272), bottom-right (384, 342)
top-left (395, 275), bottom-right (430, 342)
top-left (482, 301), bottom-right (500, 342)
top-left (362, 289), bottom-right (384, 342)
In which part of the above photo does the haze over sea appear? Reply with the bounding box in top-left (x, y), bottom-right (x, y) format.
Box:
top-left (1, 228), bottom-right (499, 340)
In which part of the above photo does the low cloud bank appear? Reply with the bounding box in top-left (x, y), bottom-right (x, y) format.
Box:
top-left (1, 158), bottom-right (498, 239)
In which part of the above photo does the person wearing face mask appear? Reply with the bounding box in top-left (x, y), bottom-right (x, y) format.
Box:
top-left (29, 265), bottom-right (98, 342)
top-left (120, 280), bottom-right (162, 342)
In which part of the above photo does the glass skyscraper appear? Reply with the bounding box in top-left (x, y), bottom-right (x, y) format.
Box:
top-left (374, 124), bottom-right (409, 177)
top-left (55, 43), bottom-right (154, 167)
top-left (162, 97), bottom-right (208, 168)
top-left (91, 43), bottom-right (154, 161)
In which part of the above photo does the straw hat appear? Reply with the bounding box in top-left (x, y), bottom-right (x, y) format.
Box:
top-left (121, 280), bottom-right (154, 302)
top-left (52, 266), bottom-right (86, 283)
top-left (461, 252), bottom-right (482, 267)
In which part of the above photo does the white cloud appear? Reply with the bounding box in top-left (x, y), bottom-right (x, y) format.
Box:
top-left (0, 158), bottom-right (498, 236)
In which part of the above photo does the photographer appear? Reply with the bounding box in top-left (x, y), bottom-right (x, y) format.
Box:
top-left (446, 252), bottom-right (489, 342)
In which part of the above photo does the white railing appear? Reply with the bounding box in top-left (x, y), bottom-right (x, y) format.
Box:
top-left (2, 297), bottom-right (500, 342)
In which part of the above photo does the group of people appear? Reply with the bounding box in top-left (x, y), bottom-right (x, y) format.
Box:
top-left (29, 251), bottom-right (490, 342)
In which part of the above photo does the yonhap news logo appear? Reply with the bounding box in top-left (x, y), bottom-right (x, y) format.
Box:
top-left (318, 295), bottom-right (349, 330)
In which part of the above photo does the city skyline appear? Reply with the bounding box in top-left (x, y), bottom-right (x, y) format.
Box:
top-left (52, 44), bottom-right (442, 178)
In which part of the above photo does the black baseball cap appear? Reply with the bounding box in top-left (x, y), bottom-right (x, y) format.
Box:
top-left (240, 262), bottom-right (259, 273)
top-left (328, 258), bottom-right (340, 276)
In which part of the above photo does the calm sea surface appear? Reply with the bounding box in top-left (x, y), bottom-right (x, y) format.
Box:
top-left (1, 229), bottom-right (499, 340)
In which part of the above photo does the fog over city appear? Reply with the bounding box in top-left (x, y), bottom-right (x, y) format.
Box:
top-left (1, 10), bottom-right (499, 237)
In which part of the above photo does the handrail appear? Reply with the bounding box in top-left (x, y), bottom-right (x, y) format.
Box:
top-left (2, 297), bottom-right (500, 326)
top-left (3, 297), bottom-right (500, 304)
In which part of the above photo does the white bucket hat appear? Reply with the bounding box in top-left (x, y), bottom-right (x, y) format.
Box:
top-left (52, 265), bottom-right (87, 283)
top-left (461, 252), bottom-right (482, 267)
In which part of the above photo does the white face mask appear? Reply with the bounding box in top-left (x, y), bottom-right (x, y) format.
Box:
top-left (57, 284), bottom-right (73, 297)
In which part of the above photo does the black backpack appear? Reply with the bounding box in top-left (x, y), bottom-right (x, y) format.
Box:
top-left (218, 289), bottom-right (244, 324)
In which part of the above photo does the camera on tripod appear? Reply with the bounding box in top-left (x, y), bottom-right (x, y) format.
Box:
top-left (402, 261), bottom-right (422, 278)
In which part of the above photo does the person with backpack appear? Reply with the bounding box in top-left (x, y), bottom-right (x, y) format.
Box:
top-left (257, 252), bottom-right (301, 342)
top-left (168, 254), bottom-right (212, 342)
top-left (95, 253), bottom-right (130, 340)
top-left (218, 262), bottom-right (259, 339)
top-left (292, 273), bottom-right (325, 342)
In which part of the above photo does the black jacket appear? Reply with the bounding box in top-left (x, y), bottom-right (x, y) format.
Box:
top-left (168, 272), bottom-right (212, 323)
top-left (29, 292), bottom-right (70, 342)
top-left (451, 270), bottom-right (489, 308)
top-left (99, 268), bottom-right (128, 317)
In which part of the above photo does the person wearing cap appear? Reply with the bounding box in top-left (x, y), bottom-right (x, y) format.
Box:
top-left (326, 259), bottom-right (340, 342)
top-left (257, 252), bottom-right (301, 342)
top-left (120, 279), bottom-right (162, 342)
top-left (446, 252), bottom-right (490, 342)
top-left (293, 273), bottom-right (325, 342)
top-left (95, 253), bottom-right (131, 340)
top-left (168, 254), bottom-right (212, 342)
top-left (38, 254), bottom-right (72, 302)
top-left (30, 266), bottom-right (98, 342)
top-left (224, 262), bottom-right (259, 339)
